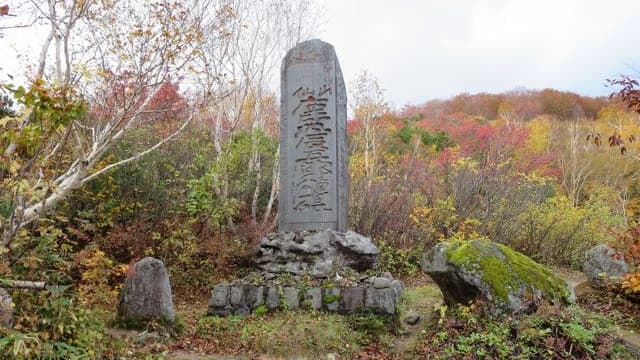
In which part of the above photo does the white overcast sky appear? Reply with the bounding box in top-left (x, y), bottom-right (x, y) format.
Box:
top-left (323, 0), bottom-right (640, 108)
top-left (2, 0), bottom-right (640, 110)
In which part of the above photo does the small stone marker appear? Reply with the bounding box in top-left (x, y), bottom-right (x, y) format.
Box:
top-left (118, 257), bottom-right (175, 326)
top-left (279, 39), bottom-right (348, 232)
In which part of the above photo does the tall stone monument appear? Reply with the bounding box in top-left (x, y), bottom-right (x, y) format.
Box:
top-left (278, 39), bottom-right (348, 232)
top-left (209, 41), bottom-right (402, 318)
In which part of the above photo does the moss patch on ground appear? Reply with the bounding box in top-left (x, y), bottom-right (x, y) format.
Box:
top-left (399, 284), bottom-right (443, 316)
top-left (445, 240), bottom-right (572, 305)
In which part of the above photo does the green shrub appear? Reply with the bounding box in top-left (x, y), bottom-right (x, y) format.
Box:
top-left (1, 287), bottom-right (112, 360)
top-left (347, 313), bottom-right (395, 346)
top-left (407, 303), bottom-right (636, 360)
top-left (511, 195), bottom-right (623, 267)
top-left (376, 240), bottom-right (421, 276)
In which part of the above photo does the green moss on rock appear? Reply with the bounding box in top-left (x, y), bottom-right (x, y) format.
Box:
top-left (444, 240), bottom-right (572, 305)
top-left (323, 293), bottom-right (342, 304)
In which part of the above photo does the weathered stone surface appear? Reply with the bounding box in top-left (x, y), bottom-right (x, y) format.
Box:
top-left (118, 257), bottom-right (175, 325)
top-left (341, 287), bottom-right (364, 313)
top-left (230, 286), bottom-right (243, 306)
top-left (207, 282), bottom-right (401, 317)
top-left (256, 229), bottom-right (379, 278)
top-left (404, 310), bottom-right (421, 325)
top-left (266, 287), bottom-right (280, 310)
top-left (0, 288), bottom-right (13, 329)
top-left (283, 287), bottom-right (300, 309)
top-left (373, 277), bottom-right (391, 289)
top-left (279, 39), bottom-right (348, 233)
top-left (306, 288), bottom-right (322, 310)
top-left (234, 306), bottom-right (250, 316)
top-left (246, 286), bottom-right (264, 308)
top-left (422, 240), bottom-right (573, 317)
top-left (207, 284), bottom-right (232, 316)
top-left (365, 288), bottom-right (396, 315)
top-left (391, 280), bottom-right (404, 303)
top-left (583, 244), bottom-right (629, 288)
top-left (210, 284), bottom-right (230, 307)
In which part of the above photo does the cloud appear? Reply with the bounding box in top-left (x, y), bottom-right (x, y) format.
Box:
top-left (323, 0), bottom-right (640, 108)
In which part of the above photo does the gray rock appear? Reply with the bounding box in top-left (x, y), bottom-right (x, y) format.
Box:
top-left (266, 287), bottom-right (281, 310)
top-left (207, 283), bottom-right (402, 316)
top-left (256, 229), bottom-right (379, 278)
top-left (0, 288), bottom-right (13, 329)
top-left (305, 288), bottom-right (322, 310)
top-left (246, 286), bottom-right (264, 308)
top-left (404, 310), bottom-right (421, 325)
top-left (391, 280), bottom-right (404, 303)
top-left (279, 39), bottom-right (348, 233)
top-left (118, 257), bottom-right (175, 325)
top-left (341, 287), bottom-right (364, 313)
top-left (283, 287), bottom-right (300, 309)
top-left (210, 284), bottom-right (230, 307)
top-left (230, 286), bottom-right (243, 306)
top-left (421, 240), bottom-right (572, 317)
top-left (373, 277), bottom-right (392, 289)
top-left (207, 284), bottom-right (232, 316)
top-left (233, 306), bottom-right (250, 316)
top-left (382, 271), bottom-right (394, 281)
top-left (324, 288), bottom-right (341, 312)
top-left (583, 244), bottom-right (629, 288)
top-left (365, 288), bottom-right (396, 315)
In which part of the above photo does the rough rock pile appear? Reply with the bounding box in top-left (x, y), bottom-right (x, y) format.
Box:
top-left (256, 229), bottom-right (379, 278)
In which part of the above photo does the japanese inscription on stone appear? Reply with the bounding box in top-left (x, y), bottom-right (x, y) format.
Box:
top-left (279, 39), bottom-right (348, 232)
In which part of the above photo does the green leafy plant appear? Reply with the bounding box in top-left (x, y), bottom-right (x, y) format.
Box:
top-left (408, 303), bottom-right (635, 359)
top-left (2, 286), bottom-right (112, 359)
top-left (376, 239), bottom-right (421, 276)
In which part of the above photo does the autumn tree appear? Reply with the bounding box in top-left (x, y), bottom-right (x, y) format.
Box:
top-left (193, 0), bottom-right (324, 229)
top-left (0, 0), bottom-right (222, 255)
top-left (609, 74), bottom-right (640, 114)
top-left (350, 69), bottom-right (389, 184)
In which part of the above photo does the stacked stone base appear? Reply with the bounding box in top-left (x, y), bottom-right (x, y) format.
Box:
top-left (208, 279), bottom-right (404, 316)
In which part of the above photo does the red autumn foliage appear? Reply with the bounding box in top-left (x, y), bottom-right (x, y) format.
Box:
top-left (608, 75), bottom-right (640, 114)
top-left (347, 118), bottom-right (362, 135)
top-left (89, 72), bottom-right (186, 132)
top-left (402, 88), bottom-right (607, 122)
top-left (140, 80), bottom-right (187, 124)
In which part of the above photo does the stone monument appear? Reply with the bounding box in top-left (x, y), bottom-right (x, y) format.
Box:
top-left (208, 39), bottom-right (402, 317)
top-left (117, 257), bottom-right (176, 327)
top-left (278, 38), bottom-right (348, 232)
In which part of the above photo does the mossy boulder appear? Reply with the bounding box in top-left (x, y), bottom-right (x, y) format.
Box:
top-left (421, 240), bottom-right (573, 316)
